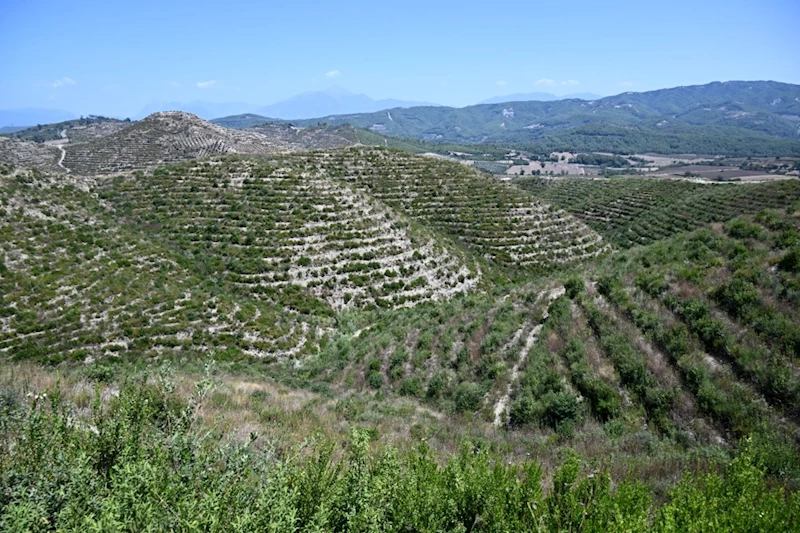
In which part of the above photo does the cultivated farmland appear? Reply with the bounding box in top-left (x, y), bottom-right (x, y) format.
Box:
top-left (517, 176), bottom-right (800, 247)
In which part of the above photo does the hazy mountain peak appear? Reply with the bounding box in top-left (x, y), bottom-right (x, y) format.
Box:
top-left (322, 86), bottom-right (355, 98)
top-left (256, 90), bottom-right (436, 120)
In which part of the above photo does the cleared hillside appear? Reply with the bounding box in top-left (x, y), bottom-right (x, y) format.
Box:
top-left (2, 117), bottom-right (800, 506)
top-left (0, 155), bottom-right (484, 363)
top-left (0, 170), bottom-right (314, 363)
top-left (0, 137), bottom-right (62, 173)
top-left (517, 177), bottom-right (800, 248)
top-left (57, 112), bottom-right (373, 175)
top-left (61, 112), bottom-right (286, 174)
top-left (247, 123), bottom-right (358, 150)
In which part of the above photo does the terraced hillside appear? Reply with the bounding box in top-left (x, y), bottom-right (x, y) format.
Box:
top-left (0, 153), bottom-right (486, 362)
top-left (104, 157), bottom-right (480, 312)
top-left (276, 147), bottom-right (610, 269)
top-left (61, 112), bottom-right (289, 174)
top-left (517, 176), bottom-right (800, 248)
top-left (0, 142), bottom-right (617, 371)
top-left (581, 209), bottom-right (800, 467)
top-left (247, 123), bottom-right (359, 150)
top-left (57, 112), bottom-right (378, 175)
top-left (0, 137), bottom-right (61, 173)
top-left (3, 115), bottom-right (800, 501)
top-left (0, 169), bottom-right (317, 363)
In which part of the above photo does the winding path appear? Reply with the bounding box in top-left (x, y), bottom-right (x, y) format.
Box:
top-left (54, 129), bottom-right (70, 173)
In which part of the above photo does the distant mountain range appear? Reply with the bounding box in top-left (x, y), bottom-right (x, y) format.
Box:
top-left (6, 81), bottom-right (800, 156)
top-left (256, 80), bottom-right (799, 156)
top-left (256, 87), bottom-right (436, 120)
top-left (0, 89), bottom-right (605, 128)
top-left (479, 92), bottom-right (604, 104)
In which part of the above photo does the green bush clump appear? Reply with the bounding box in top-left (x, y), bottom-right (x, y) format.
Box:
top-left (779, 246), bottom-right (800, 273)
top-left (585, 303), bottom-right (675, 430)
top-left (453, 381), bottom-right (484, 413)
top-left (564, 339), bottom-right (621, 422)
top-left (540, 391), bottom-right (581, 434)
top-left (564, 277), bottom-right (584, 298)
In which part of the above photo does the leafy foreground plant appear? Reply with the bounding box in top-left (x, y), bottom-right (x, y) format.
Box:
top-left (0, 381), bottom-right (797, 532)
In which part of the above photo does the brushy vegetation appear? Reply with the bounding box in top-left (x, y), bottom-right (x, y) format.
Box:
top-left (1, 378), bottom-right (798, 532)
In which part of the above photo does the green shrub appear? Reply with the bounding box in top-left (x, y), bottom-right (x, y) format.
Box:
top-left (509, 394), bottom-right (539, 426)
top-left (778, 246), bottom-right (800, 273)
top-left (366, 371), bottom-right (383, 389)
top-left (399, 377), bottom-right (424, 398)
top-left (541, 391), bottom-right (581, 431)
top-left (453, 381), bottom-right (483, 413)
top-left (726, 217), bottom-right (763, 240)
top-left (564, 277), bottom-right (584, 298)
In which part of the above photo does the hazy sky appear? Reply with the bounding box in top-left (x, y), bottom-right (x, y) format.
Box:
top-left (1, 0), bottom-right (798, 117)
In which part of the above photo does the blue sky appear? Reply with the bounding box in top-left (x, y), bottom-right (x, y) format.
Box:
top-left (1, 0), bottom-right (798, 117)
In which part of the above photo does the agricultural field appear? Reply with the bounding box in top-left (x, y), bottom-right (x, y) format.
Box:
top-left (312, 207), bottom-right (800, 479)
top-left (0, 169), bottom-right (314, 364)
top-left (104, 156), bottom-right (480, 313)
top-left (517, 176), bottom-right (800, 248)
top-left (0, 143), bottom-right (610, 367)
top-left (0, 137), bottom-right (62, 173)
top-left (2, 111), bottom-right (800, 530)
top-left (299, 147), bottom-right (609, 269)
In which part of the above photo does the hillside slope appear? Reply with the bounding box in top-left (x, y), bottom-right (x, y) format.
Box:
top-left (311, 206), bottom-right (800, 477)
top-left (0, 167), bottom-right (480, 363)
top-left (61, 112), bottom-right (288, 174)
top-left (0, 137), bottom-right (62, 173)
top-left (276, 81), bottom-right (800, 155)
top-left (10, 116), bottom-right (129, 143)
top-left (58, 112), bottom-right (366, 175)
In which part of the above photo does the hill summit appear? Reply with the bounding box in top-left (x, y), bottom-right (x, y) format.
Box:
top-left (54, 112), bottom-right (359, 174)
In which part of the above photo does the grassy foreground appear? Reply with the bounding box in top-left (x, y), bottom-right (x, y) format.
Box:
top-left (1, 375), bottom-right (797, 532)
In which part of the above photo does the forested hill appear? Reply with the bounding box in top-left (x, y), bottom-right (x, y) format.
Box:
top-left (214, 81), bottom-right (800, 156)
